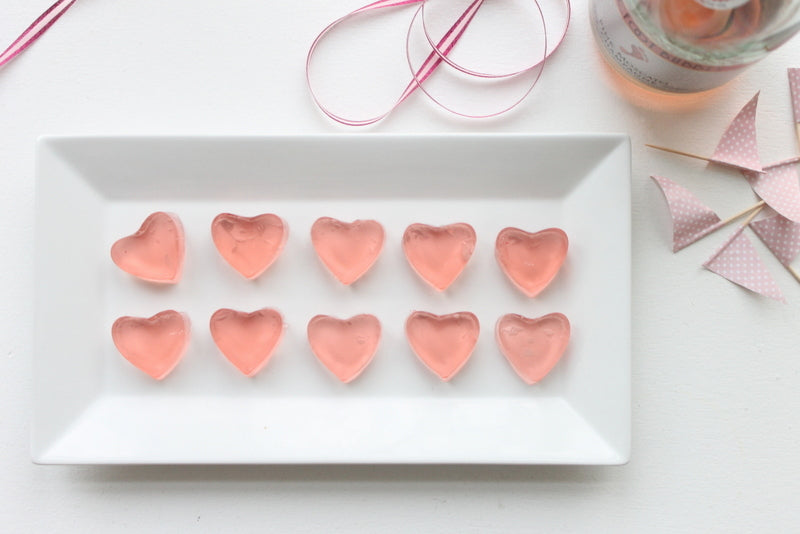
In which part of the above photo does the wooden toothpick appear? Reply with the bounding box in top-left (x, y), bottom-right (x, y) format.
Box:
top-left (786, 264), bottom-right (800, 284)
top-left (677, 200), bottom-right (765, 251)
top-left (721, 200), bottom-right (766, 227)
top-left (740, 203), bottom-right (765, 227)
top-left (732, 204), bottom-right (800, 285)
top-left (645, 144), bottom-right (712, 163)
top-left (796, 123), bottom-right (800, 151)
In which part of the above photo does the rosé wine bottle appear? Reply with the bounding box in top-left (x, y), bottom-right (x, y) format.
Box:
top-left (590, 0), bottom-right (800, 93)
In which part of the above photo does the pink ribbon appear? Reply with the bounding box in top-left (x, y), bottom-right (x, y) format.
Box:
top-left (0, 0), bottom-right (77, 69)
top-left (3, 0), bottom-right (570, 125)
top-left (307, 0), bottom-right (571, 126)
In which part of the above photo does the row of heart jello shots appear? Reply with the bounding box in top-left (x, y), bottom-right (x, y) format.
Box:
top-left (110, 211), bottom-right (571, 385)
top-left (112, 309), bottom-right (571, 385)
top-left (111, 212), bottom-right (569, 295)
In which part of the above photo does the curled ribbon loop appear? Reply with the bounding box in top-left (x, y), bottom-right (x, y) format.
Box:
top-left (405, 0), bottom-right (546, 119)
top-left (0, 0), bottom-right (78, 69)
top-left (306, 0), bottom-right (571, 126)
top-left (419, 0), bottom-right (570, 79)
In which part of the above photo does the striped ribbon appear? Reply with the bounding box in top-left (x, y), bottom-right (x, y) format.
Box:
top-left (0, 0), bottom-right (77, 69)
top-left (307, 0), bottom-right (571, 126)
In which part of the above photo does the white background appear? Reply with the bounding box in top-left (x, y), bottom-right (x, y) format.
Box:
top-left (2, 0), bottom-right (799, 532)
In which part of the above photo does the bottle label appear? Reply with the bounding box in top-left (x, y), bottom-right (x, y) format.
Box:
top-left (694, 0), bottom-right (750, 9)
top-left (591, 0), bottom-right (754, 92)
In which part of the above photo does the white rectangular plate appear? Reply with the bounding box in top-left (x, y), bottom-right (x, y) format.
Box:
top-left (33, 134), bottom-right (631, 464)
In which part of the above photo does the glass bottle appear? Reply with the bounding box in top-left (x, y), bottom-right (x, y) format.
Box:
top-left (590, 0), bottom-right (800, 93)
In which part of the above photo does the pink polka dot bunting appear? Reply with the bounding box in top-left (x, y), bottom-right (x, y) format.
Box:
top-left (742, 157), bottom-right (800, 223)
top-left (703, 223), bottom-right (785, 302)
top-left (750, 214), bottom-right (800, 267)
top-left (651, 175), bottom-right (723, 252)
top-left (710, 92), bottom-right (762, 174)
top-left (789, 69), bottom-right (800, 123)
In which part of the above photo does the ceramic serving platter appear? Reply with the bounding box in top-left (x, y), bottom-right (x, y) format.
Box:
top-left (33, 134), bottom-right (631, 464)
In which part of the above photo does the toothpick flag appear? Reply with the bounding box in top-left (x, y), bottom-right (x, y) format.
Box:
top-left (750, 213), bottom-right (800, 283)
top-left (709, 92), bottom-right (762, 173)
top-left (647, 93), bottom-right (763, 173)
top-left (742, 157), bottom-right (800, 223)
top-left (649, 82), bottom-right (800, 301)
top-left (703, 212), bottom-right (785, 302)
top-left (651, 175), bottom-right (764, 252)
top-left (651, 175), bottom-right (723, 252)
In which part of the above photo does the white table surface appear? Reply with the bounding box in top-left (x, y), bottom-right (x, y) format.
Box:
top-left (2, 0), bottom-right (799, 531)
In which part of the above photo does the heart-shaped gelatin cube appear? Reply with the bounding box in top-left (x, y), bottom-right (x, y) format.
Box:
top-left (405, 311), bottom-right (480, 381)
top-left (111, 310), bottom-right (191, 380)
top-left (211, 213), bottom-right (288, 280)
top-left (210, 308), bottom-right (284, 376)
top-left (495, 227), bottom-right (568, 297)
top-left (402, 223), bottom-right (476, 291)
top-left (111, 212), bottom-right (185, 283)
top-left (495, 313), bottom-right (570, 384)
top-left (311, 217), bottom-right (385, 285)
top-left (307, 314), bottom-right (381, 382)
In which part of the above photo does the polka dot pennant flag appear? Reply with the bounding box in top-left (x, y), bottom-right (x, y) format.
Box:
top-left (789, 69), bottom-right (800, 124)
top-left (750, 213), bottom-right (800, 267)
top-left (703, 222), bottom-right (785, 302)
top-left (742, 157), bottom-right (800, 223)
top-left (710, 92), bottom-right (763, 174)
top-left (651, 175), bottom-right (724, 252)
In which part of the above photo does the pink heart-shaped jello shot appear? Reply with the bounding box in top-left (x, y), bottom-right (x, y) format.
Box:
top-left (111, 212), bottom-right (185, 283)
top-left (403, 223), bottom-right (476, 291)
top-left (495, 227), bottom-right (568, 297)
top-left (210, 308), bottom-right (284, 376)
top-left (111, 310), bottom-right (191, 380)
top-left (495, 313), bottom-right (570, 384)
top-left (211, 213), bottom-right (288, 280)
top-left (405, 311), bottom-right (480, 381)
top-left (311, 217), bottom-right (385, 285)
top-left (307, 314), bottom-right (381, 382)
